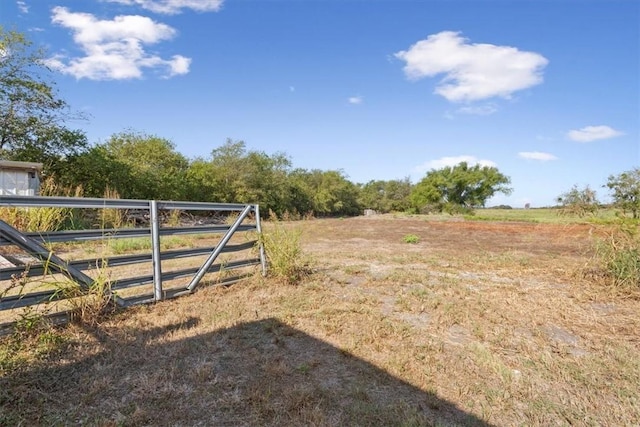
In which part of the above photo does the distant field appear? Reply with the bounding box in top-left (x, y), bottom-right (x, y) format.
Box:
top-left (467, 207), bottom-right (620, 224)
top-left (1, 215), bottom-right (638, 426)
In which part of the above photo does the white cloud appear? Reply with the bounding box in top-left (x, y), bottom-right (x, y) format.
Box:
top-left (103, 0), bottom-right (224, 15)
top-left (456, 103), bottom-right (498, 116)
top-left (567, 125), bottom-right (624, 142)
top-left (412, 155), bottom-right (497, 177)
top-left (394, 31), bottom-right (548, 102)
top-left (48, 7), bottom-right (190, 80)
top-left (518, 151), bottom-right (558, 161)
top-left (348, 96), bottom-right (363, 105)
top-left (166, 54), bottom-right (191, 76)
top-left (17, 1), bottom-right (29, 14)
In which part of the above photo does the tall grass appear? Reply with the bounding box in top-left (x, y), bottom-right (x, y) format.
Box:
top-left (593, 219), bottom-right (640, 293)
top-left (98, 187), bottom-right (129, 229)
top-left (260, 218), bottom-right (311, 285)
top-left (0, 177), bottom-right (82, 231)
top-left (53, 272), bottom-right (116, 326)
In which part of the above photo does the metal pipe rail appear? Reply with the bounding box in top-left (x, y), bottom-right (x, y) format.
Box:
top-left (0, 195), bottom-right (267, 326)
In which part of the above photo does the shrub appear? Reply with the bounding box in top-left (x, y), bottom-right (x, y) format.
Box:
top-left (402, 234), bottom-right (420, 244)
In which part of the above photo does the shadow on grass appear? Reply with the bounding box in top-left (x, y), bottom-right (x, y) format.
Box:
top-left (1, 317), bottom-right (492, 426)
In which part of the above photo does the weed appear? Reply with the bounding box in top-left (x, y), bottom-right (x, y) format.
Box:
top-left (98, 187), bottom-right (130, 229)
top-left (0, 270), bottom-right (29, 300)
top-left (51, 267), bottom-right (117, 326)
top-left (259, 218), bottom-right (311, 285)
top-left (403, 234), bottom-right (420, 244)
top-left (34, 254), bottom-right (117, 327)
top-left (166, 209), bottom-right (182, 227)
top-left (0, 305), bottom-right (67, 375)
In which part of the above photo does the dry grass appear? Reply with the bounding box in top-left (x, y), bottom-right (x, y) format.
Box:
top-left (1, 215), bottom-right (639, 426)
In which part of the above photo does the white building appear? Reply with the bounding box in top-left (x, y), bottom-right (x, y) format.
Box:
top-left (0, 160), bottom-right (43, 196)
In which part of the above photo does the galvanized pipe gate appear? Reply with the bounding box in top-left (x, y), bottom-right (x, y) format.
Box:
top-left (0, 195), bottom-right (266, 329)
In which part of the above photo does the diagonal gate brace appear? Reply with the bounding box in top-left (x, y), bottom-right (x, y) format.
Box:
top-left (186, 204), bottom-right (253, 292)
top-left (0, 220), bottom-right (125, 306)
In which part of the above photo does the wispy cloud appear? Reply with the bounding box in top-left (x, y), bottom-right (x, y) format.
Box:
top-left (394, 31), bottom-right (548, 103)
top-left (17, 1), bottom-right (29, 14)
top-left (518, 151), bottom-right (558, 161)
top-left (102, 0), bottom-right (224, 15)
top-left (348, 96), bottom-right (363, 105)
top-left (412, 155), bottom-right (497, 178)
top-left (47, 7), bottom-right (191, 80)
top-left (567, 125), bottom-right (624, 142)
top-left (456, 103), bottom-right (498, 116)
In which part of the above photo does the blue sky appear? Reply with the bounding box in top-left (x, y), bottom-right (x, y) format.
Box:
top-left (3, 0), bottom-right (639, 207)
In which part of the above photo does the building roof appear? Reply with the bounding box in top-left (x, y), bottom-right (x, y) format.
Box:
top-left (0, 160), bottom-right (43, 171)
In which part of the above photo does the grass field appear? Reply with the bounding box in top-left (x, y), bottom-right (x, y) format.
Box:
top-left (468, 207), bottom-right (621, 224)
top-left (1, 213), bottom-right (639, 426)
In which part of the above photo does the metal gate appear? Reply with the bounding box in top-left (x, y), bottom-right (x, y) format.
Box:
top-left (0, 195), bottom-right (266, 329)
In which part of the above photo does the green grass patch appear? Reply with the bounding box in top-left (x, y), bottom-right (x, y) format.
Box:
top-left (107, 236), bottom-right (192, 254)
top-left (402, 234), bottom-right (420, 244)
top-left (467, 208), bottom-right (620, 224)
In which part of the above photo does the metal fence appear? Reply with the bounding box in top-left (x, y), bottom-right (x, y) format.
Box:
top-left (0, 195), bottom-right (266, 329)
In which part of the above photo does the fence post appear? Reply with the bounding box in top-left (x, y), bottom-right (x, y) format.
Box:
top-left (254, 204), bottom-right (267, 277)
top-left (150, 200), bottom-right (163, 301)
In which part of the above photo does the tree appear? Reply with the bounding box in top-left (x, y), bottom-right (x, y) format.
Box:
top-left (102, 131), bottom-right (189, 200)
top-left (292, 169), bottom-right (361, 216)
top-left (201, 139), bottom-right (294, 213)
top-left (410, 162), bottom-right (512, 214)
top-left (57, 145), bottom-right (133, 198)
top-left (556, 185), bottom-right (599, 217)
top-left (0, 27), bottom-right (87, 171)
top-left (359, 178), bottom-right (413, 213)
top-left (607, 168), bottom-right (640, 219)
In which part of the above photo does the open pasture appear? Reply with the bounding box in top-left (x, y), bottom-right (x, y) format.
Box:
top-left (1, 214), bottom-right (638, 426)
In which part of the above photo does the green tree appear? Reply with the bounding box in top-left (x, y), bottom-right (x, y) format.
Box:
top-left (188, 139), bottom-right (299, 215)
top-left (411, 162), bottom-right (512, 214)
top-left (359, 178), bottom-right (412, 213)
top-left (103, 131), bottom-right (189, 200)
top-left (0, 27), bottom-right (87, 171)
top-left (204, 139), bottom-right (293, 212)
top-left (607, 168), bottom-right (640, 219)
top-left (185, 158), bottom-right (223, 202)
top-left (556, 185), bottom-right (599, 217)
top-left (295, 169), bottom-right (360, 216)
top-left (57, 145), bottom-right (133, 198)
top-left (285, 169), bottom-right (314, 215)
